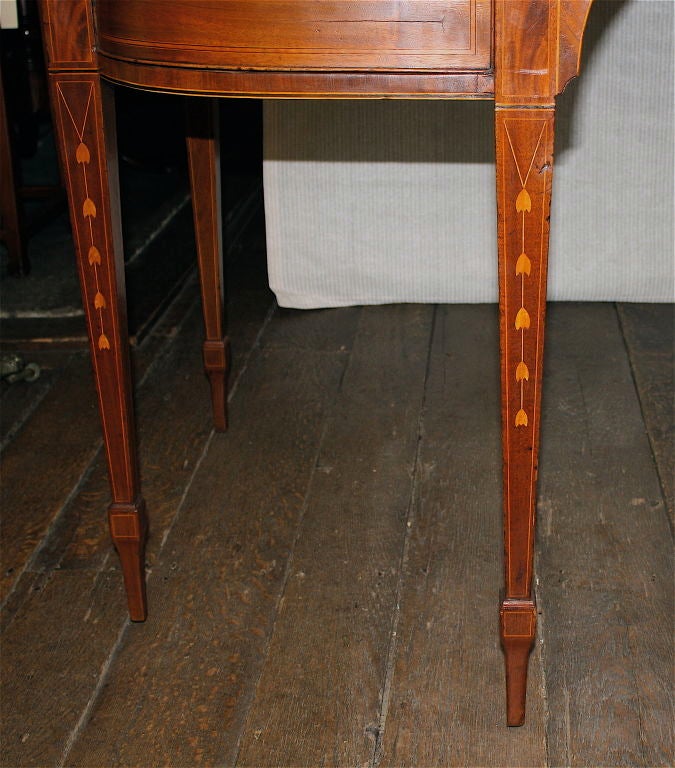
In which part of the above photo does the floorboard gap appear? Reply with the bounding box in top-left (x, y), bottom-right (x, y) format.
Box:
top-left (614, 303), bottom-right (673, 537)
top-left (60, 298), bottom-right (273, 763)
top-left (371, 305), bottom-right (437, 768)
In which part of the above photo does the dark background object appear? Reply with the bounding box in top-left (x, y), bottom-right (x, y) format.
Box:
top-left (0, 8), bottom-right (263, 347)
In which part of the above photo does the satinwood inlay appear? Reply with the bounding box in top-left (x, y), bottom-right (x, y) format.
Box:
top-left (56, 81), bottom-right (111, 353)
top-left (504, 119), bottom-right (547, 430)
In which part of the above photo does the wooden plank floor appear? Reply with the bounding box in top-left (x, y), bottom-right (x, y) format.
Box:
top-left (1, 220), bottom-right (672, 765)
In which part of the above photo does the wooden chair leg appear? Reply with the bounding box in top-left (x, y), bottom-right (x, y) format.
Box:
top-left (495, 106), bottom-right (555, 725)
top-left (186, 98), bottom-right (229, 432)
top-left (49, 73), bottom-right (147, 621)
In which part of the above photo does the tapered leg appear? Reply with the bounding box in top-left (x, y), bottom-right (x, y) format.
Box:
top-left (186, 98), bottom-right (229, 431)
top-left (48, 73), bottom-right (147, 621)
top-left (495, 106), bottom-right (555, 725)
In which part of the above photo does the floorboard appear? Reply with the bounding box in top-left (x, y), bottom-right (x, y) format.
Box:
top-left (0, 570), bottom-right (132, 767)
top-left (617, 303), bottom-right (674, 528)
top-left (1, 300), bottom-right (672, 768)
top-left (1, 302), bottom-right (219, 767)
top-left (236, 304), bottom-right (434, 768)
top-left (0, 348), bottom-right (67, 451)
top-left (379, 304), bottom-right (547, 767)
top-left (1, 253), bottom-right (273, 767)
top-left (64, 337), bottom-right (349, 767)
top-left (537, 304), bottom-right (673, 767)
top-left (0, 352), bottom-right (100, 607)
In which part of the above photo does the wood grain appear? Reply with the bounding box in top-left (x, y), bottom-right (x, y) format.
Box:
top-left (186, 98), bottom-right (228, 431)
top-left (0, 570), bottom-right (129, 768)
top-left (617, 303), bottom-right (674, 528)
top-left (557, 0), bottom-right (595, 94)
top-left (32, 265), bottom-right (272, 577)
top-left (236, 305), bottom-right (433, 767)
top-left (40, 0), bottom-right (94, 69)
top-left (496, 109), bottom-right (554, 602)
top-left (96, 59), bottom-right (495, 99)
top-left (64, 343), bottom-right (349, 767)
top-left (48, 71), bottom-right (147, 618)
top-left (537, 304), bottom-right (673, 767)
top-left (260, 306), bottom-right (361, 353)
top-left (0, 283), bottom-right (205, 629)
top-left (494, 104), bottom-right (555, 723)
top-left (32, 305), bottom-right (216, 575)
top-left (379, 305), bottom-right (547, 765)
top-left (0, 353), bottom-right (99, 606)
top-left (491, 0), bottom-right (591, 723)
top-left (1, 221), bottom-right (273, 768)
top-left (96, 0), bottom-right (492, 72)
top-left (3, 304), bottom-right (671, 765)
top-left (0, 351), bottom-right (65, 451)
top-left (495, 0), bottom-right (554, 104)
top-left (495, 0), bottom-right (596, 105)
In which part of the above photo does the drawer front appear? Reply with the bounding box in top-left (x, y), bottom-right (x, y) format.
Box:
top-left (96, 0), bottom-right (492, 72)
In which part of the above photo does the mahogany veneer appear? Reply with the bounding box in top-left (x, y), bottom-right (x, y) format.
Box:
top-left (39, 0), bottom-right (595, 727)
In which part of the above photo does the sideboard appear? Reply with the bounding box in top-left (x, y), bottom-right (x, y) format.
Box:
top-left (39, 0), bottom-right (595, 726)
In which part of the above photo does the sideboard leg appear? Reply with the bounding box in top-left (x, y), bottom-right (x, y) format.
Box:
top-left (109, 498), bottom-right (148, 620)
top-left (48, 75), bottom-right (147, 621)
top-left (495, 106), bottom-right (555, 725)
top-left (186, 98), bottom-right (229, 432)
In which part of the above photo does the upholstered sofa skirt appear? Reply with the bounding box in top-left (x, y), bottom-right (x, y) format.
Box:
top-left (263, 0), bottom-right (673, 308)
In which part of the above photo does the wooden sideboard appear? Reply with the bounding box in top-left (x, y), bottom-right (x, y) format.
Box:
top-left (38, 0), bottom-right (594, 727)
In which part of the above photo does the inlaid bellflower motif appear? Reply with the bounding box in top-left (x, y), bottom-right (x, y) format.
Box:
top-left (516, 188), bottom-right (531, 213)
top-left (75, 141), bottom-right (90, 164)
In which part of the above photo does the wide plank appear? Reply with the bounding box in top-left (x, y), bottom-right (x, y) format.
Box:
top-left (261, 306), bottom-right (361, 353)
top-left (379, 304), bottom-right (547, 766)
top-left (64, 337), bottom-right (351, 766)
top-left (0, 278), bottom-right (200, 631)
top-left (0, 349), bottom-right (67, 451)
top-left (0, 301), bottom-right (224, 767)
top-left (28, 214), bottom-right (272, 576)
top-left (537, 304), bottom-right (673, 767)
top-left (1, 272), bottom-right (272, 766)
top-left (617, 303), bottom-right (674, 526)
top-left (0, 352), bottom-right (100, 606)
top-left (30, 303), bottom-right (220, 574)
top-left (0, 570), bottom-right (131, 767)
top-left (236, 304), bottom-right (434, 767)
